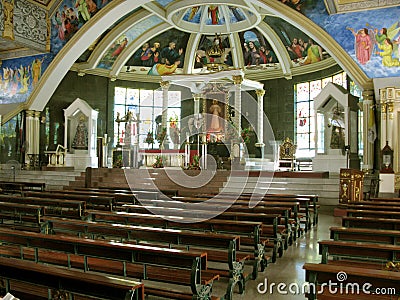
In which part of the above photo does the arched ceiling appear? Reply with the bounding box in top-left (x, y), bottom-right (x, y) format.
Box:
top-left (71, 1), bottom-right (337, 83)
top-left (23, 0), bottom-right (371, 114)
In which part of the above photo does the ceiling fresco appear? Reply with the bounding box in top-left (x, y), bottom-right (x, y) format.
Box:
top-left (1, 0), bottom-right (400, 108)
top-left (303, 1), bottom-right (400, 79)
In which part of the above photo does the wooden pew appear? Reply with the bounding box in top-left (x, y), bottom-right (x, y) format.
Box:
top-left (194, 193), bottom-right (313, 232)
top-left (318, 240), bottom-right (400, 264)
top-left (339, 204), bottom-right (400, 213)
top-left (93, 186), bottom-right (179, 197)
top-left (0, 181), bottom-right (45, 194)
top-left (197, 192), bottom-right (317, 228)
top-left (87, 210), bottom-right (272, 278)
top-left (43, 216), bottom-right (248, 298)
top-left (120, 203), bottom-right (287, 258)
top-left (23, 191), bottom-right (115, 211)
top-left (303, 263), bottom-right (400, 300)
top-left (0, 201), bottom-right (45, 231)
top-left (340, 200), bottom-right (400, 207)
top-left (0, 194), bottom-right (85, 219)
top-left (0, 256), bottom-right (145, 300)
top-left (330, 226), bottom-right (400, 245)
top-left (370, 197), bottom-right (400, 202)
top-left (342, 216), bottom-right (400, 231)
top-left (145, 196), bottom-right (301, 238)
top-left (346, 209), bottom-right (400, 219)
top-left (60, 188), bottom-right (137, 205)
top-left (0, 227), bottom-right (218, 300)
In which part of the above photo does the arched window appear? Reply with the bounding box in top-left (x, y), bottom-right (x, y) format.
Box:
top-left (294, 72), bottom-right (348, 158)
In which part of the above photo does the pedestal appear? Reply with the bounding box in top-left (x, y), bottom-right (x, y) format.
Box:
top-left (65, 150), bottom-right (98, 171)
top-left (379, 173), bottom-right (395, 194)
top-left (313, 149), bottom-right (360, 173)
top-left (339, 168), bottom-right (364, 203)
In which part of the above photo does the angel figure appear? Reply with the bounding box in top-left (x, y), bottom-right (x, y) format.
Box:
top-left (347, 27), bottom-right (373, 65)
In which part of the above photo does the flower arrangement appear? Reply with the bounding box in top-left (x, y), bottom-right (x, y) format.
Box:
top-left (113, 155), bottom-right (123, 168)
top-left (156, 127), bottom-right (167, 145)
top-left (152, 155), bottom-right (164, 168)
top-left (169, 114), bottom-right (180, 145)
top-left (144, 131), bottom-right (154, 145)
top-left (169, 113), bottom-right (178, 128)
top-left (241, 128), bottom-right (251, 144)
top-left (187, 154), bottom-right (201, 170)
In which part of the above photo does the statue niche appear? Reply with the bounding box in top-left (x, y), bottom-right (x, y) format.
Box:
top-left (313, 82), bottom-right (360, 173)
top-left (64, 98), bottom-right (98, 170)
top-left (72, 115), bottom-right (88, 150)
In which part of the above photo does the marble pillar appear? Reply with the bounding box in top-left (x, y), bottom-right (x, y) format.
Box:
top-left (160, 81), bottom-right (170, 128)
top-left (255, 89), bottom-right (265, 158)
top-left (361, 89), bottom-right (374, 171)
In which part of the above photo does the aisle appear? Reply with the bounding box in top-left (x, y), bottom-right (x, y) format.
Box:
top-left (222, 211), bottom-right (341, 299)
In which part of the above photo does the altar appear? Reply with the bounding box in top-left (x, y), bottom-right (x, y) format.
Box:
top-left (139, 149), bottom-right (187, 168)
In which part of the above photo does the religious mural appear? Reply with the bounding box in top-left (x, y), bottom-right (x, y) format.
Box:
top-left (303, 1), bottom-right (400, 78)
top-left (50, 0), bottom-right (112, 55)
top-left (124, 28), bottom-right (190, 75)
top-left (240, 30), bottom-right (278, 68)
top-left (0, 54), bottom-right (51, 104)
top-left (195, 34), bottom-right (233, 69)
top-left (97, 15), bottom-right (163, 69)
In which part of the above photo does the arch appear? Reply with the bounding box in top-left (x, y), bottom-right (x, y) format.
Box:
top-left (26, 0), bottom-right (371, 113)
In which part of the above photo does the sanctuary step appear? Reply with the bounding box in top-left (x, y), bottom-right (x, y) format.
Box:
top-left (222, 173), bottom-right (340, 207)
top-left (0, 166), bottom-right (84, 191)
top-left (81, 167), bottom-right (230, 197)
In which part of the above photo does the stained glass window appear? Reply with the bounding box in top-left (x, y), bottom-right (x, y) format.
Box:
top-left (114, 88), bottom-right (181, 148)
top-left (295, 72), bottom-right (348, 158)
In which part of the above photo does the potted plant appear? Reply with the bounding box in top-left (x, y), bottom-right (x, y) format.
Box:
top-left (187, 154), bottom-right (201, 170)
top-left (156, 127), bottom-right (168, 149)
top-left (152, 155), bottom-right (164, 168)
top-left (144, 131), bottom-right (154, 148)
top-left (241, 128), bottom-right (251, 144)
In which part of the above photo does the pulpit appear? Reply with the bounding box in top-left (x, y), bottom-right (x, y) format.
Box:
top-left (339, 168), bottom-right (364, 203)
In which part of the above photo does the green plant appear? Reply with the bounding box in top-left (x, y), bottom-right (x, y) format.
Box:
top-left (241, 128), bottom-right (251, 144)
top-left (156, 127), bottom-right (167, 145)
top-left (152, 155), bottom-right (164, 168)
top-left (113, 155), bottom-right (123, 168)
top-left (144, 131), bottom-right (154, 145)
top-left (187, 154), bottom-right (201, 170)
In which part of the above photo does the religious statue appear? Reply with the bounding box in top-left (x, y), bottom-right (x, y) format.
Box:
top-left (209, 99), bottom-right (222, 132)
top-left (124, 110), bottom-right (136, 146)
top-left (2, 0), bottom-right (14, 40)
top-left (328, 107), bottom-right (345, 150)
top-left (72, 116), bottom-right (88, 150)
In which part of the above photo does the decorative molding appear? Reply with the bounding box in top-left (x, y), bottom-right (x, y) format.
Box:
top-left (13, 0), bottom-right (47, 50)
top-left (325, 0), bottom-right (400, 14)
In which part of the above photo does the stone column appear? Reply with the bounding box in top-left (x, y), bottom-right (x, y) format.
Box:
top-left (362, 89), bottom-right (374, 171)
top-left (255, 89), bottom-right (265, 158)
top-left (160, 81), bottom-right (170, 128)
top-left (387, 101), bottom-right (394, 148)
top-left (25, 110), bottom-right (40, 167)
top-left (380, 100), bottom-right (387, 150)
top-left (232, 75), bottom-right (243, 135)
top-left (193, 93), bottom-right (201, 116)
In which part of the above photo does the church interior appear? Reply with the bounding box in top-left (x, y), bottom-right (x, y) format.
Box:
top-left (1, 0), bottom-right (400, 299)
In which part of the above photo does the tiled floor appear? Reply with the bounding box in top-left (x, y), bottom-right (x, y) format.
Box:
top-left (211, 210), bottom-right (342, 299)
